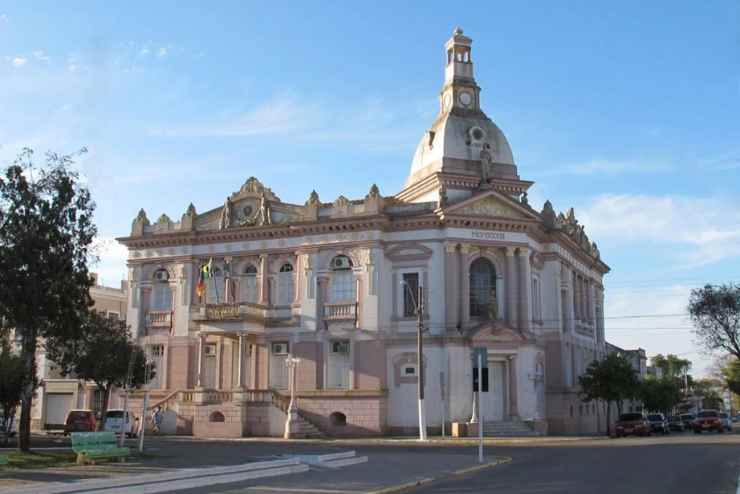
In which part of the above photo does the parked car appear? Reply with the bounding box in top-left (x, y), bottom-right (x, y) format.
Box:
top-left (103, 409), bottom-right (138, 438)
top-left (680, 413), bottom-right (695, 429)
top-left (646, 413), bottom-right (670, 434)
top-left (63, 409), bottom-right (97, 435)
top-left (614, 413), bottom-right (651, 437)
top-left (718, 412), bottom-right (733, 432)
top-left (668, 415), bottom-right (685, 432)
top-left (692, 410), bottom-right (723, 433)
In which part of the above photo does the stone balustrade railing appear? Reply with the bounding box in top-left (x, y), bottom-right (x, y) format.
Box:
top-left (146, 310), bottom-right (173, 330)
top-left (323, 302), bottom-right (358, 322)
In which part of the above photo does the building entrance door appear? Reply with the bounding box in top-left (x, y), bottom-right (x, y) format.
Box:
top-left (479, 361), bottom-right (505, 421)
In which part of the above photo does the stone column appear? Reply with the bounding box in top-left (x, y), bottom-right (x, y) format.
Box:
top-left (258, 254), bottom-right (269, 305)
top-left (215, 336), bottom-right (223, 390)
top-left (518, 248), bottom-right (531, 332)
top-left (562, 266), bottom-right (575, 333)
top-left (505, 247), bottom-right (518, 329)
top-left (237, 334), bottom-right (244, 389)
top-left (197, 334), bottom-right (205, 387)
top-left (250, 341), bottom-right (258, 389)
top-left (508, 355), bottom-right (518, 417)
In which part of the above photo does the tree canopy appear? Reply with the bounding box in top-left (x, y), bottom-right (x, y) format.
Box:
top-left (689, 284), bottom-right (740, 360)
top-left (579, 353), bottom-right (640, 435)
top-left (51, 311), bottom-right (153, 430)
top-left (0, 149), bottom-right (96, 451)
top-left (650, 354), bottom-right (691, 378)
top-left (638, 377), bottom-right (682, 415)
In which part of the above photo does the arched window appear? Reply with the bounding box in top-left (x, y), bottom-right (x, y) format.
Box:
top-left (241, 264), bottom-right (258, 303)
top-left (278, 263), bottom-right (294, 305)
top-left (152, 270), bottom-right (172, 311)
top-left (330, 255), bottom-right (355, 302)
top-left (469, 258), bottom-right (497, 319)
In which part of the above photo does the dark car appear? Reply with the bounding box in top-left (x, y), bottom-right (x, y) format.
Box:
top-left (680, 413), bottom-right (695, 429)
top-left (668, 415), bottom-right (685, 432)
top-left (614, 413), bottom-right (651, 437)
top-left (63, 409), bottom-right (97, 435)
top-left (647, 413), bottom-right (669, 434)
top-left (692, 410), bottom-right (723, 433)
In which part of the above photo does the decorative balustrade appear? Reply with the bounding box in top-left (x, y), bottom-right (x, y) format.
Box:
top-left (205, 303), bottom-right (242, 320)
top-left (146, 310), bottom-right (173, 330)
top-left (323, 302), bottom-right (358, 322)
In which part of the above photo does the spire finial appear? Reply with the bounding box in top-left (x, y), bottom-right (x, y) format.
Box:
top-left (453, 26), bottom-right (463, 36)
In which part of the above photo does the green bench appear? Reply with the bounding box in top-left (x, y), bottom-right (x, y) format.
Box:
top-left (0, 455), bottom-right (7, 466)
top-left (71, 431), bottom-right (130, 465)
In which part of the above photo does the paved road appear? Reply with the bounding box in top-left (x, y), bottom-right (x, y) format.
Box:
top-left (414, 434), bottom-right (740, 494)
top-left (2, 432), bottom-right (739, 493)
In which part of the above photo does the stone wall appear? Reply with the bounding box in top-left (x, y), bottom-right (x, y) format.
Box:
top-left (298, 395), bottom-right (386, 436)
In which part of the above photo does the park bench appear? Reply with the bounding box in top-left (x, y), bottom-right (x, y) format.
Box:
top-left (71, 431), bottom-right (130, 465)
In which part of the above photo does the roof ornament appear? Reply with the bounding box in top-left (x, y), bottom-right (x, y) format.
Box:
top-left (306, 190), bottom-right (320, 206)
top-left (438, 184), bottom-right (448, 208)
top-left (131, 208), bottom-right (150, 237)
top-left (366, 183), bottom-right (381, 200)
top-left (257, 192), bottom-right (272, 226)
top-left (219, 196), bottom-right (233, 230)
top-left (520, 192), bottom-right (529, 206)
top-left (453, 26), bottom-right (464, 36)
top-left (541, 200), bottom-right (558, 231)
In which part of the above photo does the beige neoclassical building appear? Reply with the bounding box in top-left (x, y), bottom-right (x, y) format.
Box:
top-left (118, 28), bottom-right (609, 437)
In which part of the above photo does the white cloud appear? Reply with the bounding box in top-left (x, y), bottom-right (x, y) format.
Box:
top-left (11, 56), bottom-right (27, 67)
top-left (90, 236), bottom-right (128, 288)
top-left (540, 159), bottom-right (671, 176)
top-left (0, 14), bottom-right (7, 23)
top-left (577, 194), bottom-right (740, 267)
top-left (32, 50), bottom-right (50, 63)
top-left (157, 46), bottom-right (168, 57)
top-left (154, 95), bottom-right (318, 138)
top-left (139, 47), bottom-right (150, 56)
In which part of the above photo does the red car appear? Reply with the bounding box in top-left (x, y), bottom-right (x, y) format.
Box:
top-left (614, 413), bottom-right (651, 437)
top-left (692, 410), bottom-right (723, 433)
top-left (63, 410), bottom-right (97, 435)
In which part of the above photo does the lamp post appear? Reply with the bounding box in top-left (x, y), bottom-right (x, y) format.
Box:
top-left (283, 355), bottom-right (301, 439)
top-left (402, 280), bottom-right (427, 441)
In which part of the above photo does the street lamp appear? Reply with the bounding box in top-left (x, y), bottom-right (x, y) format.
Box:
top-left (284, 355), bottom-right (301, 439)
top-left (401, 280), bottom-right (427, 441)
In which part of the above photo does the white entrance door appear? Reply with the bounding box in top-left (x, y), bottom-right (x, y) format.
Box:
top-left (479, 362), bottom-right (505, 421)
top-left (45, 393), bottom-right (74, 428)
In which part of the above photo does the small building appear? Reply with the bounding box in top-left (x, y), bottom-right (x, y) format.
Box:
top-left (117, 28), bottom-right (610, 437)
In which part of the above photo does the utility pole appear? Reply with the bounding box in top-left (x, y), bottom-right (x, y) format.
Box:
top-left (417, 284), bottom-right (427, 441)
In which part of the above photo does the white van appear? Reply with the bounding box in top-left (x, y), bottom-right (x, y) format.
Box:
top-left (102, 409), bottom-right (138, 438)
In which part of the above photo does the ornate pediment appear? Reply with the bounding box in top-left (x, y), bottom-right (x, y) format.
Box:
top-left (230, 177), bottom-right (280, 203)
top-left (451, 195), bottom-right (528, 220)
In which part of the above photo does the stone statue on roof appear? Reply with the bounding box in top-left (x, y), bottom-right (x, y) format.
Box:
top-left (219, 196), bottom-right (233, 230)
top-left (257, 192), bottom-right (272, 226)
top-left (479, 144), bottom-right (493, 188)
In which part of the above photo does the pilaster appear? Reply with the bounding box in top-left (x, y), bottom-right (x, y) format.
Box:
top-left (505, 248), bottom-right (518, 329)
top-left (518, 247), bottom-right (531, 332)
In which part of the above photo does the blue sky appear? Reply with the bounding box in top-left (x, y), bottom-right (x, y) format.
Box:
top-left (1, 1), bottom-right (739, 376)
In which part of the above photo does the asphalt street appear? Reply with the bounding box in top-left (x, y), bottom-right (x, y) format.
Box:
top-left (2, 432), bottom-right (739, 494)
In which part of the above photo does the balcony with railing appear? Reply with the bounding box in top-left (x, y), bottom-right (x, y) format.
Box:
top-left (146, 310), bottom-right (173, 334)
top-left (194, 301), bottom-right (298, 326)
top-left (323, 302), bottom-right (358, 323)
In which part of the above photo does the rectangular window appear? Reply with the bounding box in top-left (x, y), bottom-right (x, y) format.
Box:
top-left (147, 344), bottom-right (165, 389)
top-left (402, 272), bottom-right (419, 318)
top-left (270, 342), bottom-right (290, 389)
top-left (330, 271), bottom-right (356, 302)
top-left (107, 311), bottom-right (120, 322)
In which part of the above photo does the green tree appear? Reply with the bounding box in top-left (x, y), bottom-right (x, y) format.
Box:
top-left (0, 149), bottom-right (96, 452)
top-left (651, 354), bottom-right (692, 379)
top-left (721, 359), bottom-right (740, 396)
top-left (0, 336), bottom-right (26, 446)
top-left (579, 353), bottom-right (640, 436)
top-left (692, 378), bottom-right (724, 410)
top-left (638, 377), bottom-right (682, 415)
top-left (689, 284), bottom-right (740, 360)
top-left (50, 311), bottom-right (153, 430)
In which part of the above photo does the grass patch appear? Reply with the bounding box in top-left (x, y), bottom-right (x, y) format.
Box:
top-left (0, 451), bottom-right (77, 470)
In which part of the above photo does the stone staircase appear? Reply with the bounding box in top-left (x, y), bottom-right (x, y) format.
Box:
top-left (483, 419), bottom-right (541, 437)
top-left (294, 413), bottom-right (323, 438)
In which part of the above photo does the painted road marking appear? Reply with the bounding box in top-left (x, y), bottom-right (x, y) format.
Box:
top-left (243, 488), bottom-right (364, 494)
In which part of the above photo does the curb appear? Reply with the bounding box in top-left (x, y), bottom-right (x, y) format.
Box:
top-left (367, 456), bottom-right (512, 494)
